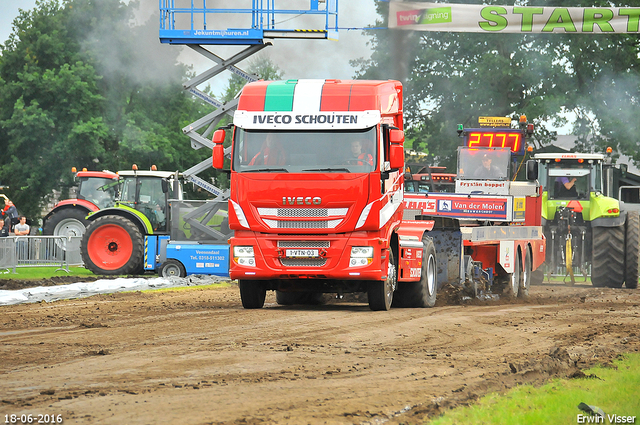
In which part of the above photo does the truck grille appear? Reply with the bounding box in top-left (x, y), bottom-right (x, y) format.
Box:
top-left (278, 241), bottom-right (330, 248)
top-left (280, 258), bottom-right (327, 267)
top-left (258, 207), bottom-right (348, 218)
top-left (263, 219), bottom-right (342, 229)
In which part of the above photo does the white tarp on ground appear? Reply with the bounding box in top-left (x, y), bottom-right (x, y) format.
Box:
top-left (0, 275), bottom-right (229, 306)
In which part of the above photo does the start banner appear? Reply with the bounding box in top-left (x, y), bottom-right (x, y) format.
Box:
top-left (388, 2), bottom-right (640, 34)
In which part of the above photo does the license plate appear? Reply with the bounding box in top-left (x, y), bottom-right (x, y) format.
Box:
top-left (285, 249), bottom-right (319, 258)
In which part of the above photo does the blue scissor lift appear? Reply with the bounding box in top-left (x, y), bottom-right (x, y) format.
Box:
top-left (158, 1), bottom-right (339, 195)
top-left (149, 2), bottom-right (339, 277)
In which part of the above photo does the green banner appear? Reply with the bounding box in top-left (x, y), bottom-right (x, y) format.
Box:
top-left (389, 2), bottom-right (640, 33)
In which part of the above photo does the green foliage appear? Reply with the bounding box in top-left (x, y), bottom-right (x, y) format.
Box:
top-left (0, 0), bottom-right (213, 219)
top-left (430, 353), bottom-right (640, 424)
top-left (353, 0), bottom-right (640, 169)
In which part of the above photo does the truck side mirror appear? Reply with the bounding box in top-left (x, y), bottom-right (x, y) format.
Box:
top-left (389, 129), bottom-right (404, 170)
top-left (212, 129), bottom-right (226, 170)
top-left (161, 180), bottom-right (169, 193)
top-left (526, 160), bottom-right (538, 181)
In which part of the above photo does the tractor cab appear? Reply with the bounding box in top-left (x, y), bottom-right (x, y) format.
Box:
top-left (535, 154), bottom-right (604, 201)
top-left (117, 169), bottom-right (182, 232)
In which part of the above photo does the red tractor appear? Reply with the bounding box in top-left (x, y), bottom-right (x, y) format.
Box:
top-left (42, 169), bottom-right (119, 239)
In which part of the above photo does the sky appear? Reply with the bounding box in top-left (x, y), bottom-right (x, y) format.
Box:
top-left (0, 0), bottom-right (382, 96)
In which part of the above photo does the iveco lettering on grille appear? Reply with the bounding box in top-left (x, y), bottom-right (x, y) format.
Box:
top-left (283, 196), bottom-right (322, 206)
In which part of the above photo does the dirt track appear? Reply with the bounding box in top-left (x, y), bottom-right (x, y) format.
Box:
top-left (1, 280), bottom-right (639, 424)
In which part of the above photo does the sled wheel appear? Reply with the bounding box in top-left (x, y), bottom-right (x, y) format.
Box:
top-left (368, 249), bottom-right (396, 311)
top-left (159, 259), bottom-right (186, 278)
top-left (239, 280), bottom-right (266, 309)
top-left (519, 247), bottom-right (532, 298)
top-left (504, 250), bottom-right (521, 299)
top-left (625, 211), bottom-right (640, 289)
top-left (81, 215), bottom-right (144, 275)
top-left (592, 225), bottom-right (625, 288)
top-left (393, 236), bottom-right (438, 308)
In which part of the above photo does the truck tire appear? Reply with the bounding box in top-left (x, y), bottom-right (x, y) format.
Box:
top-left (368, 249), bottom-right (396, 311)
top-left (81, 215), bottom-right (144, 275)
top-left (159, 259), bottom-right (186, 278)
top-left (592, 225), bottom-right (625, 288)
top-left (392, 236), bottom-right (437, 308)
top-left (520, 247), bottom-right (532, 298)
top-left (239, 280), bottom-right (267, 309)
top-left (625, 211), bottom-right (640, 289)
top-left (43, 208), bottom-right (90, 247)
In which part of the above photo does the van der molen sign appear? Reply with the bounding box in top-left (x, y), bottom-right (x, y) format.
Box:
top-left (389, 2), bottom-right (640, 33)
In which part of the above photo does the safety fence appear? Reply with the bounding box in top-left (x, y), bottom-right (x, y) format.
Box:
top-left (0, 236), bottom-right (83, 274)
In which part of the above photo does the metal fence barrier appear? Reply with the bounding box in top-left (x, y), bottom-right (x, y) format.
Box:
top-left (0, 236), bottom-right (83, 274)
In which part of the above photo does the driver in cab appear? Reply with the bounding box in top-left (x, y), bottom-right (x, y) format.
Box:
top-left (473, 153), bottom-right (502, 179)
top-left (346, 139), bottom-right (373, 166)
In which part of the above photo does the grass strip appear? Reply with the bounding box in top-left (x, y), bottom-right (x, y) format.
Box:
top-left (429, 353), bottom-right (640, 424)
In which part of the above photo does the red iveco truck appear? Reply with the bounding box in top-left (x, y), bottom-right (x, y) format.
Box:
top-left (211, 80), bottom-right (545, 310)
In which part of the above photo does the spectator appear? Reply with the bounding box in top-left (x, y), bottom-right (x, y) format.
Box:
top-left (14, 216), bottom-right (30, 236)
top-left (0, 218), bottom-right (8, 237)
top-left (2, 199), bottom-right (18, 224)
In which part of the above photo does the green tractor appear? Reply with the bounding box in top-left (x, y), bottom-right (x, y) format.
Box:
top-left (532, 153), bottom-right (639, 288)
top-left (80, 167), bottom-right (182, 275)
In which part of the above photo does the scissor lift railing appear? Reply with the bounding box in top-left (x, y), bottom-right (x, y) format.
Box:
top-left (159, 0), bottom-right (339, 45)
top-left (160, 1), bottom-right (340, 199)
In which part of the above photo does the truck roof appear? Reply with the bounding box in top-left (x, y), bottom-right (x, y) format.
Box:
top-left (237, 79), bottom-right (402, 114)
top-left (76, 170), bottom-right (119, 179)
top-left (534, 153), bottom-right (605, 160)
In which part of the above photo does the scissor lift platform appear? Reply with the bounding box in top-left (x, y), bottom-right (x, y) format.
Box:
top-left (159, 0), bottom-right (339, 45)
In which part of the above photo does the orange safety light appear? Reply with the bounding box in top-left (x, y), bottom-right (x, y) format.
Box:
top-left (519, 115), bottom-right (527, 123)
top-left (527, 145), bottom-right (533, 152)
top-left (578, 158), bottom-right (584, 163)
top-left (555, 158), bottom-right (561, 162)
top-left (132, 164), bottom-right (138, 171)
top-left (71, 167), bottom-right (77, 173)
top-left (82, 168), bottom-right (87, 172)
top-left (606, 147), bottom-right (613, 153)
top-left (151, 164), bottom-right (157, 171)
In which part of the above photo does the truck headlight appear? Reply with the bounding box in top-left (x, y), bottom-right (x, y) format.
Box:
top-left (233, 246), bottom-right (256, 267)
top-left (350, 246), bottom-right (374, 267)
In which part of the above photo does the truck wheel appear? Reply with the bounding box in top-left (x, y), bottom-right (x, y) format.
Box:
top-left (81, 215), bottom-right (144, 275)
top-left (504, 250), bottom-right (521, 298)
top-left (239, 280), bottom-right (266, 309)
top-left (368, 249), bottom-right (396, 311)
top-left (519, 248), bottom-right (532, 298)
top-left (159, 259), bottom-right (186, 278)
top-left (592, 225), bottom-right (625, 288)
top-left (392, 236), bottom-right (437, 308)
top-left (625, 211), bottom-right (640, 289)
top-left (43, 209), bottom-right (90, 250)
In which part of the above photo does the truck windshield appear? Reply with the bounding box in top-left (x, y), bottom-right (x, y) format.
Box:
top-left (232, 128), bottom-right (377, 173)
top-left (457, 147), bottom-right (510, 181)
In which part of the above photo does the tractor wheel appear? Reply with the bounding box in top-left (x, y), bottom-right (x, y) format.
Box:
top-left (392, 236), bottom-right (438, 307)
top-left (519, 248), bottom-right (532, 298)
top-left (503, 250), bottom-right (522, 299)
top-left (625, 211), bottom-right (640, 289)
top-left (592, 225), bottom-right (625, 288)
top-left (159, 259), bottom-right (186, 278)
top-left (43, 209), bottom-right (90, 250)
top-left (368, 249), bottom-right (396, 311)
top-left (81, 215), bottom-right (144, 275)
top-left (239, 280), bottom-right (266, 309)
